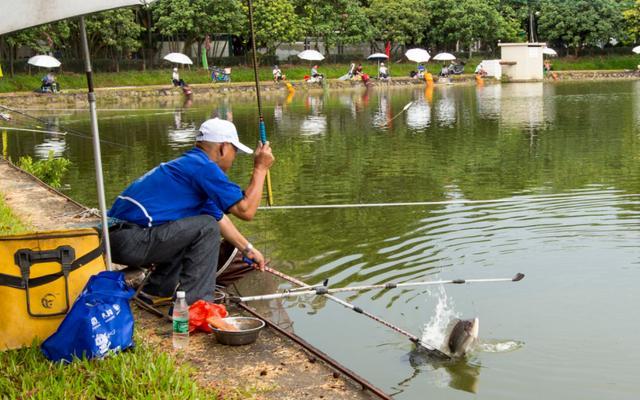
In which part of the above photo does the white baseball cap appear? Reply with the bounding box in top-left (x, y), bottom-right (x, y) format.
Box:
top-left (196, 118), bottom-right (253, 154)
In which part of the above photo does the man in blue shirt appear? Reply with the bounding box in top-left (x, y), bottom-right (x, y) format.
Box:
top-left (108, 118), bottom-right (274, 305)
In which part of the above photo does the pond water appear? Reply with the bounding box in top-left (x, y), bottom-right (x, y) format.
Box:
top-left (2, 81), bottom-right (640, 399)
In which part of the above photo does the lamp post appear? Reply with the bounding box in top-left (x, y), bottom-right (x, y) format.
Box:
top-left (528, 0), bottom-right (541, 42)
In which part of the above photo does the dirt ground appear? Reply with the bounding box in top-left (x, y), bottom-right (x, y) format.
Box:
top-left (0, 159), bottom-right (379, 399)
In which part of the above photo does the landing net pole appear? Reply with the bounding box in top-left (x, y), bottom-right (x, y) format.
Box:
top-left (80, 16), bottom-right (112, 270)
top-left (264, 266), bottom-right (451, 360)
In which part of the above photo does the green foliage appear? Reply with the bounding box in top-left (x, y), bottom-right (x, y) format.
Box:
top-left (241, 0), bottom-right (305, 56)
top-left (4, 22), bottom-right (71, 54)
top-left (537, 0), bottom-right (625, 55)
top-left (153, 0), bottom-right (244, 55)
top-left (85, 9), bottom-right (144, 57)
top-left (17, 151), bottom-right (71, 189)
top-left (298, 0), bottom-right (373, 51)
top-left (367, 0), bottom-right (428, 45)
top-left (0, 194), bottom-right (28, 234)
top-left (0, 338), bottom-right (219, 399)
top-left (425, 0), bottom-right (519, 50)
top-left (623, 0), bottom-right (640, 43)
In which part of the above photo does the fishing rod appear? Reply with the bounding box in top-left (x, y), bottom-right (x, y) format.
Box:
top-left (387, 101), bottom-right (414, 125)
top-left (231, 273), bottom-right (525, 303)
top-left (256, 192), bottom-right (640, 210)
top-left (247, 0), bottom-right (274, 206)
top-left (262, 266), bottom-right (452, 360)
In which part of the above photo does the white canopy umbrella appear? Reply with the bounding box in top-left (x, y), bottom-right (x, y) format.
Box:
top-left (543, 48), bottom-right (558, 56)
top-left (0, 0), bottom-right (153, 35)
top-left (367, 53), bottom-right (388, 60)
top-left (163, 52), bottom-right (193, 65)
top-left (297, 50), bottom-right (325, 61)
top-left (27, 55), bottom-right (62, 68)
top-left (405, 48), bottom-right (430, 63)
top-left (0, 0), bottom-right (159, 270)
top-left (632, 46), bottom-right (640, 54)
top-left (433, 52), bottom-right (456, 61)
top-left (367, 53), bottom-right (389, 77)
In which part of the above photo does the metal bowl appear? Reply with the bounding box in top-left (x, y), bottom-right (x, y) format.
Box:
top-left (209, 317), bottom-right (265, 346)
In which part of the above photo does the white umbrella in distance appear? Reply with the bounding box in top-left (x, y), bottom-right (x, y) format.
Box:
top-left (367, 53), bottom-right (389, 77)
top-left (433, 52), bottom-right (456, 61)
top-left (163, 52), bottom-right (193, 65)
top-left (297, 50), bottom-right (325, 61)
top-left (27, 55), bottom-right (61, 68)
top-left (367, 53), bottom-right (388, 60)
top-left (0, 0), bottom-right (159, 271)
top-left (405, 48), bottom-right (430, 63)
top-left (543, 48), bottom-right (558, 56)
top-left (632, 46), bottom-right (640, 54)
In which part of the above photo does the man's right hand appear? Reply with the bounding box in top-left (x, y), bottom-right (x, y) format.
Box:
top-left (244, 247), bottom-right (266, 271)
top-left (254, 141), bottom-right (275, 172)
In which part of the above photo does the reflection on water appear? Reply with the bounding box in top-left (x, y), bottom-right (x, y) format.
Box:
top-left (476, 84), bottom-right (501, 119)
top-left (406, 89), bottom-right (431, 130)
top-left (434, 86), bottom-right (456, 126)
top-left (34, 134), bottom-right (66, 158)
top-left (3, 81), bottom-right (640, 400)
top-left (398, 355), bottom-right (481, 394)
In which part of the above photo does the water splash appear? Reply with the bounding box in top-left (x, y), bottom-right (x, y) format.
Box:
top-left (477, 339), bottom-right (524, 353)
top-left (420, 285), bottom-right (460, 351)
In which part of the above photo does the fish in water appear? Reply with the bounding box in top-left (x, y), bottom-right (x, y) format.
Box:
top-left (445, 318), bottom-right (479, 358)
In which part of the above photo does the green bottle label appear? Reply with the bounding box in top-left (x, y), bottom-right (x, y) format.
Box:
top-left (173, 318), bottom-right (189, 334)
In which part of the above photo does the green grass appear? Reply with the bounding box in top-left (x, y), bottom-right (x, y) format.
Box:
top-left (550, 54), bottom-right (639, 71)
top-left (0, 63), bottom-right (417, 93)
top-left (2, 54), bottom-right (638, 94)
top-left (0, 194), bottom-right (28, 234)
top-left (0, 197), bottom-right (260, 399)
top-left (0, 337), bottom-right (221, 400)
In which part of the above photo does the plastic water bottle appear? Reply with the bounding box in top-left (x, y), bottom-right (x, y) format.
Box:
top-left (172, 291), bottom-right (189, 349)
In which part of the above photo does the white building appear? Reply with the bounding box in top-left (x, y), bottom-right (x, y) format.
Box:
top-left (498, 42), bottom-right (545, 81)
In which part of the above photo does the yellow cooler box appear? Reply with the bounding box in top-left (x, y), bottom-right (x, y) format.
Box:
top-left (0, 228), bottom-right (105, 350)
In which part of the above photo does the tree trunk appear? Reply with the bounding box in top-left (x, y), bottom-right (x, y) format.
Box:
top-left (9, 44), bottom-right (14, 77)
top-left (197, 41), bottom-right (202, 67)
top-left (141, 45), bottom-right (146, 72)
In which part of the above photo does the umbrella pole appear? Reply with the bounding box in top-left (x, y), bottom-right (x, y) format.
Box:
top-left (79, 17), bottom-right (112, 270)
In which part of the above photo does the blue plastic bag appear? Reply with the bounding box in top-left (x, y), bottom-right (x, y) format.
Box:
top-left (41, 271), bottom-right (135, 363)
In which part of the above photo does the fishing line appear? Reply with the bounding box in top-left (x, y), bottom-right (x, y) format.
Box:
top-left (258, 192), bottom-right (640, 210)
top-left (0, 104), bottom-right (132, 149)
top-left (14, 107), bottom-right (193, 112)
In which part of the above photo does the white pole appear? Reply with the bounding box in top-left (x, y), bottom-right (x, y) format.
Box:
top-left (79, 17), bottom-right (112, 270)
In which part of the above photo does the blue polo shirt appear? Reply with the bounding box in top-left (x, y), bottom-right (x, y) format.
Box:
top-left (108, 147), bottom-right (243, 227)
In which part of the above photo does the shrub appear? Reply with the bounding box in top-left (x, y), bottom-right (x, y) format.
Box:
top-left (17, 151), bottom-right (71, 189)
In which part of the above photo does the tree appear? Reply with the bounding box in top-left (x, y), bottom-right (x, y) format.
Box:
top-left (241, 0), bottom-right (304, 57)
top-left (623, 0), bottom-right (640, 43)
top-left (537, 0), bottom-right (625, 56)
top-left (425, 0), bottom-right (519, 54)
top-left (298, 0), bottom-right (373, 55)
top-left (85, 9), bottom-right (144, 72)
top-left (366, 0), bottom-right (429, 46)
top-left (2, 23), bottom-right (70, 76)
top-left (152, 0), bottom-right (244, 61)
